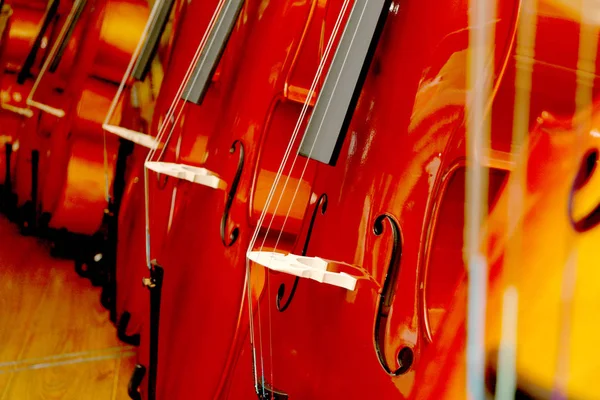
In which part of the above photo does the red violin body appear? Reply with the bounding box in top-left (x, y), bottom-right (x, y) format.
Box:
top-left (145, 0), bottom-right (347, 398)
top-left (411, 1), bottom-right (600, 398)
top-left (227, 0), bottom-right (520, 398)
top-left (1, 0), bottom-right (598, 399)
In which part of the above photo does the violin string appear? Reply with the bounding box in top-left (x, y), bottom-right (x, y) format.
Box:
top-left (147, 0), bottom-right (228, 245)
top-left (146, 0), bottom-right (226, 164)
top-left (257, 5), bottom-right (374, 389)
top-left (244, 1), bottom-right (351, 390)
top-left (553, 1), bottom-right (598, 395)
top-left (245, 0), bottom-right (347, 384)
top-left (269, 0), bottom-right (356, 257)
top-left (26, 0), bottom-right (84, 110)
top-left (248, 0), bottom-right (350, 254)
top-left (143, 0), bottom-right (226, 231)
top-left (244, 257), bottom-right (260, 391)
top-left (464, 0), bottom-right (495, 397)
top-left (142, 0), bottom-right (226, 268)
top-left (146, 0), bottom-right (227, 164)
top-left (261, 2), bottom-right (349, 251)
top-left (241, 0), bottom-right (340, 380)
top-left (495, 0), bottom-right (537, 397)
top-left (101, 0), bottom-right (163, 204)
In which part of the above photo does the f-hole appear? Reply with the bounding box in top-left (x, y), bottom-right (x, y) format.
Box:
top-left (221, 140), bottom-right (244, 246)
top-left (276, 193), bottom-right (328, 312)
top-left (569, 148), bottom-right (600, 232)
top-left (372, 214), bottom-right (412, 375)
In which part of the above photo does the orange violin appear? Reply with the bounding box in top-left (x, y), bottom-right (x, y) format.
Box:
top-left (21, 0), bottom-right (148, 239)
top-left (7, 0), bottom-right (101, 229)
top-left (136, 0), bottom-right (345, 398)
top-left (224, 0), bottom-right (519, 398)
top-left (111, 0), bottom-right (219, 341)
top-left (107, 1), bottom-right (244, 398)
top-left (0, 0), bottom-right (63, 207)
top-left (411, 0), bottom-right (600, 398)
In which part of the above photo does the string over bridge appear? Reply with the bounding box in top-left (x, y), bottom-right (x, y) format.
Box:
top-left (144, 161), bottom-right (227, 190)
top-left (247, 251), bottom-right (357, 291)
top-left (103, 124), bottom-right (161, 150)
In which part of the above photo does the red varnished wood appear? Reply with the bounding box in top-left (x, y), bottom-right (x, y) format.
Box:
top-left (222, 1), bottom-right (518, 398)
top-left (114, 0), bottom-right (222, 385)
top-left (33, 0), bottom-right (148, 235)
top-left (144, 0), bottom-right (346, 398)
top-left (411, 1), bottom-right (600, 398)
top-left (0, 3), bottom-right (53, 188)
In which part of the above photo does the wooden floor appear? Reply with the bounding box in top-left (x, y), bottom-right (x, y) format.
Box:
top-left (0, 215), bottom-right (136, 399)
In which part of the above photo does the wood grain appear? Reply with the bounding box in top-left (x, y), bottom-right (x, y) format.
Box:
top-left (0, 216), bottom-right (137, 399)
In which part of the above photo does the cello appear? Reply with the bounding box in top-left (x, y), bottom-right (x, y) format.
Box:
top-left (97, 0), bottom-right (206, 337)
top-left (139, 0), bottom-right (348, 398)
top-left (117, 1), bottom-right (252, 397)
top-left (0, 0), bottom-right (63, 213)
top-left (20, 0), bottom-right (148, 240)
top-left (233, 0), bottom-right (518, 398)
top-left (410, 0), bottom-right (600, 398)
top-left (9, 0), bottom-right (106, 230)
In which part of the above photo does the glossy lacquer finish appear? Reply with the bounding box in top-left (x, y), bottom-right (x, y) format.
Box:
top-left (115, 0), bottom-right (221, 372)
top-left (44, 79), bottom-right (124, 234)
top-left (37, 0), bottom-right (148, 235)
top-left (223, 0), bottom-right (520, 398)
top-left (114, 0), bottom-right (190, 338)
top-left (412, 109), bottom-right (600, 400)
top-left (0, 3), bottom-right (51, 188)
top-left (124, 1), bottom-right (252, 397)
top-left (6, 0), bottom-right (91, 211)
top-left (1, 4), bottom-right (45, 73)
top-left (419, 0), bottom-right (600, 349)
top-left (148, 0), bottom-right (344, 398)
top-left (410, 1), bottom-right (600, 398)
top-left (11, 0), bottom-right (106, 219)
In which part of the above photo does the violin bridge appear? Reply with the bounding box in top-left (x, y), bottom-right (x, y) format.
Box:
top-left (144, 161), bottom-right (227, 190)
top-left (103, 124), bottom-right (160, 150)
top-left (0, 103), bottom-right (34, 118)
top-left (26, 99), bottom-right (66, 118)
top-left (247, 251), bottom-right (357, 291)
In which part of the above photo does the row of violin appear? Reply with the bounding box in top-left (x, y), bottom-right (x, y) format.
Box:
top-left (0, 0), bottom-right (599, 398)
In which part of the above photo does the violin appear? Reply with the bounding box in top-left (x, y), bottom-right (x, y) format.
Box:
top-left (0, 0), bottom-right (63, 211)
top-left (8, 0), bottom-right (101, 229)
top-left (97, 0), bottom-right (207, 345)
top-left (137, 0), bottom-right (347, 398)
top-left (19, 0), bottom-right (148, 238)
top-left (412, 115), bottom-right (600, 400)
top-left (410, 0), bottom-right (600, 398)
top-left (105, 0), bottom-right (242, 397)
top-left (1, 2), bottom-right (47, 73)
top-left (223, 0), bottom-right (521, 398)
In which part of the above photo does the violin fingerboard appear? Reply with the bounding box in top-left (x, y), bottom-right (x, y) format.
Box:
top-left (132, 0), bottom-right (176, 81)
top-left (299, 0), bottom-right (390, 166)
top-left (182, 0), bottom-right (244, 105)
